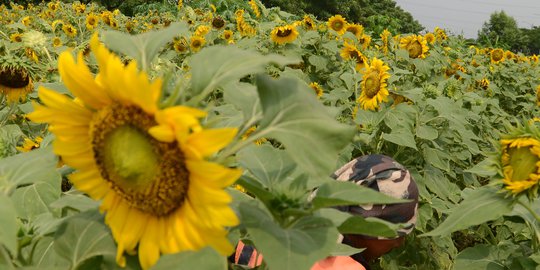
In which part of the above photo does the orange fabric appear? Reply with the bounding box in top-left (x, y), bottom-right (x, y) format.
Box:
top-left (235, 241), bottom-right (263, 268)
top-left (311, 256), bottom-right (366, 270)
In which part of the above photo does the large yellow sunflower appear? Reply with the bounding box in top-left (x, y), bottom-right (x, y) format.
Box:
top-left (490, 48), bottom-right (504, 64)
top-left (270, 25), bottom-right (298, 45)
top-left (0, 67), bottom-right (34, 103)
top-left (28, 34), bottom-right (241, 270)
top-left (86, 13), bottom-right (99, 30)
top-left (344, 23), bottom-right (363, 39)
top-left (340, 42), bottom-right (367, 71)
top-left (399, 34), bottom-right (428, 59)
top-left (358, 57), bottom-right (391, 111)
top-left (500, 137), bottom-right (540, 195)
top-left (327, 15), bottom-right (347, 35)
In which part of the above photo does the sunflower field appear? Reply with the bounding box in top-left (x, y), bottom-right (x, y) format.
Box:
top-left (0, 1), bottom-right (539, 269)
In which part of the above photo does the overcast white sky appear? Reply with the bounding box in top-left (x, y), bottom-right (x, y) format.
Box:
top-left (393, 0), bottom-right (540, 38)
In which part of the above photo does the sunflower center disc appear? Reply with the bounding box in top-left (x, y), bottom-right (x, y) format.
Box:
top-left (91, 105), bottom-right (189, 216)
top-left (493, 50), bottom-right (503, 61)
top-left (408, 41), bottom-right (422, 58)
top-left (509, 147), bottom-right (539, 182)
top-left (277, 29), bottom-right (292, 37)
top-left (364, 72), bottom-right (381, 98)
top-left (0, 68), bottom-right (30, 88)
top-left (332, 21), bottom-right (343, 31)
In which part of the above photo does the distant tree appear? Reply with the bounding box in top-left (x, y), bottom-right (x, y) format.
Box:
top-left (477, 11), bottom-right (528, 52)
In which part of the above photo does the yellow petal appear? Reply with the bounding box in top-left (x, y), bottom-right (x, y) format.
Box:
top-left (138, 218), bottom-right (161, 270)
top-left (184, 128), bottom-right (237, 159)
top-left (186, 160), bottom-right (242, 188)
top-left (148, 125), bottom-right (175, 143)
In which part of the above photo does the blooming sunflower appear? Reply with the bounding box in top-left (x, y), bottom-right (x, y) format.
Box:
top-left (62, 24), bottom-right (77, 37)
top-left (490, 48), bottom-right (505, 64)
top-left (400, 34), bottom-right (428, 59)
top-left (86, 13), bottom-right (99, 30)
top-left (344, 23), bottom-right (363, 39)
top-left (302, 15), bottom-right (316, 30)
top-left (424, 32), bottom-right (435, 44)
top-left (309, 82), bottom-right (324, 98)
top-left (270, 25), bottom-right (298, 45)
top-left (500, 137), bottom-right (540, 197)
top-left (380, 29), bottom-right (391, 54)
top-left (0, 66), bottom-right (34, 103)
top-left (10, 33), bottom-right (22, 43)
top-left (28, 34), bottom-right (241, 269)
top-left (358, 58), bottom-right (391, 111)
top-left (222, 29), bottom-right (234, 41)
top-left (21, 16), bottom-right (31, 26)
top-left (327, 15), bottom-right (347, 35)
top-left (195, 25), bottom-right (210, 36)
top-left (504, 50), bottom-right (514, 60)
top-left (52, 37), bottom-right (62, 47)
top-left (241, 126), bottom-right (267, 145)
top-left (359, 34), bottom-right (372, 50)
top-left (190, 35), bottom-right (206, 52)
top-left (340, 42), bottom-right (367, 71)
top-left (173, 38), bottom-right (188, 54)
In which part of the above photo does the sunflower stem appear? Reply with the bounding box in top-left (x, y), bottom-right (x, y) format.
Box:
top-left (0, 245), bottom-right (14, 270)
top-left (517, 199), bottom-right (540, 224)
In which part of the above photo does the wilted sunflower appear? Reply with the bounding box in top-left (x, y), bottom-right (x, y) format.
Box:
top-left (190, 35), bottom-right (206, 52)
top-left (424, 32), bottom-right (435, 44)
top-left (28, 34), bottom-right (241, 269)
top-left (309, 82), bottom-right (324, 98)
top-left (86, 13), bottom-right (99, 30)
top-left (270, 25), bottom-right (298, 45)
top-left (358, 57), bottom-right (391, 111)
top-left (344, 23), bottom-right (363, 39)
top-left (0, 66), bottom-right (34, 103)
top-left (62, 24), bottom-right (77, 37)
top-left (10, 33), bottom-right (22, 42)
top-left (211, 16), bottom-right (225, 30)
top-left (400, 34), bottom-right (428, 59)
top-left (327, 15), bottom-right (347, 35)
top-left (302, 15), bottom-right (316, 30)
top-left (490, 48), bottom-right (504, 64)
top-left (340, 42), bottom-right (367, 71)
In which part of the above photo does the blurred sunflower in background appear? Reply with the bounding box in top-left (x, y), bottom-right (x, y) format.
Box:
top-left (270, 25), bottom-right (298, 44)
top-left (491, 48), bottom-right (505, 64)
top-left (190, 35), bottom-right (206, 52)
top-left (327, 14), bottom-right (347, 35)
top-left (400, 34), bottom-right (428, 59)
top-left (0, 57), bottom-right (35, 103)
top-left (358, 57), bottom-right (391, 111)
top-left (28, 34), bottom-right (241, 269)
top-left (340, 42), bottom-right (367, 71)
top-left (309, 82), bottom-right (324, 98)
top-left (344, 23), bottom-right (363, 39)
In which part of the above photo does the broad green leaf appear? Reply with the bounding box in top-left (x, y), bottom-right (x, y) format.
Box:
top-left (453, 244), bottom-right (506, 270)
top-left (384, 103), bottom-right (417, 131)
top-left (0, 147), bottom-right (59, 196)
top-left (0, 194), bottom-right (18, 257)
top-left (505, 198), bottom-right (540, 243)
top-left (255, 75), bottom-right (355, 177)
top-left (50, 192), bottom-right (100, 213)
top-left (190, 46), bottom-right (298, 101)
top-left (11, 179), bottom-right (61, 221)
top-left (423, 147), bottom-right (450, 172)
top-left (222, 82), bottom-right (261, 123)
top-left (238, 145), bottom-right (296, 188)
top-left (416, 125), bottom-right (438, 140)
top-left (151, 247), bottom-right (226, 270)
top-left (330, 243), bottom-right (364, 257)
top-left (238, 202), bottom-right (339, 270)
top-left (338, 216), bottom-right (400, 238)
top-left (308, 55), bottom-right (328, 72)
top-left (382, 130), bottom-right (418, 150)
top-left (101, 22), bottom-right (189, 70)
top-left (465, 158), bottom-right (497, 177)
top-left (312, 181), bottom-right (408, 209)
top-left (315, 208), bottom-right (353, 227)
top-left (30, 236), bottom-right (69, 268)
top-left (422, 187), bottom-right (513, 236)
top-left (422, 166), bottom-right (460, 203)
top-left (54, 210), bottom-right (116, 269)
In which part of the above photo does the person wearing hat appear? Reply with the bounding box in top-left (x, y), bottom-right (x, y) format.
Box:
top-left (234, 154), bottom-right (419, 270)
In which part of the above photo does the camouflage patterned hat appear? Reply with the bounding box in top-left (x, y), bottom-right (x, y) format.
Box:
top-left (332, 154), bottom-right (419, 239)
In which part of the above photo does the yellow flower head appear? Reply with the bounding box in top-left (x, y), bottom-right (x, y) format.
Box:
top-left (86, 13), bottom-right (99, 30)
top-left (241, 126), bottom-right (267, 145)
top-left (490, 48), bottom-right (505, 64)
top-left (400, 34), bottom-right (429, 59)
top-left (190, 35), bottom-right (206, 52)
top-left (358, 34), bottom-right (372, 50)
top-left (424, 32), bottom-right (435, 44)
top-left (344, 23), bottom-right (363, 38)
top-left (358, 57), bottom-right (391, 111)
top-left (302, 15), bottom-right (316, 30)
top-left (211, 16), bottom-right (225, 30)
top-left (173, 38), bottom-right (188, 53)
top-left (500, 137), bottom-right (540, 197)
top-left (270, 25), bottom-right (298, 45)
top-left (222, 29), bottom-right (234, 40)
top-left (194, 25), bottom-right (210, 36)
top-left (0, 67), bottom-right (34, 103)
top-left (327, 15), bottom-right (347, 35)
top-left (477, 78), bottom-right (490, 90)
top-left (248, 0), bottom-right (261, 18)
top-left (16, 137), bottom-right (43, 152)
top-left (434, 27), bottom-right (447, 41)
top-left (10, 33), bottom-right (22, 42)
top-left (504, 50), bottom-right (514, 60)
top-left (52, 37), bottom-right (62, 47)
top-left (28, 33), bottom-right (241, 270)
top-left (309, 82), bottom-right (324, 98)
top-left (340, 42), bottom-right (367, 71)
top-left (21, 16), bottom-right (31, 26)
top-left (62, 24), bottom-right (77, 37)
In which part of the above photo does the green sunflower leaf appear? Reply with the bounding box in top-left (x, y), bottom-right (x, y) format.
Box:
top-left (421, 187), bottom-right (514, 237)
top-left (0, 194), bottom-right (18, 257)
top-left (238, 201), bottom-right (339, 270)
top-left (255, 75), bottom-right (356, 178)
top-left (151, 247), bottom-right (226, 270)
top-left (54, 210), bottom-right (116, 269)
top-left (101, 22), bottom-right (189, 70)
top-left (238, 144), bottom-right (296, 189)
top-left (188, 46), bottom-right (298, 104)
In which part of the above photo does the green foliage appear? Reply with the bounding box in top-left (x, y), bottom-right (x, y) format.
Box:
top-left (477, 11), bottom-right (528, 52)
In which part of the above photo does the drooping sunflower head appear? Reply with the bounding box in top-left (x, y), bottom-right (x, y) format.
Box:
top-left (270, 25), bottom-right (299, 45)
top-left (190, 35), bottom-right (206, 52)
top-left (327, 14), bottom-right (347, 35)
top-left (21, 16), bottom-right (31, 26)
top-left (28, 33), bottom-right (241, 269)
top-left (344, 23), bottom-right (364, 38)
top-left (309, 82), bottom-right (324, 98)
top-left (399, 34), bottom-right (429, 59)
top-left (86, 13), bottom-right (99, 30)
top-left (302, 15), bottom-right (316, 30)
top-left (530, 54), bottom-right (539, 64)
top-left (211, 16), bottom-right (225, 30)
top-left (424, 32), bottom-right (436, 44)
top-left (434, 27), bottom-right (447, 41)
top-left (0, 65), bottom-right (34, 104)
top-left (500, 128), bottom-right (540, 199)
top-left (340, 42), bottom-right (367, 71)
top-left (358, 57), bottom-right (391, 111)
top-left (491, 48), bottom-right (505, 64)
